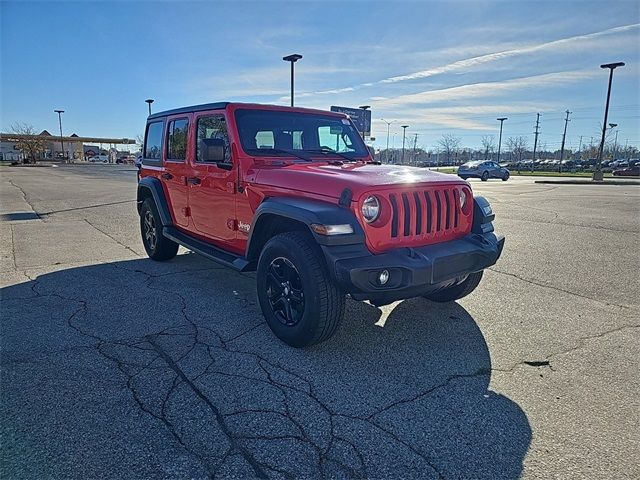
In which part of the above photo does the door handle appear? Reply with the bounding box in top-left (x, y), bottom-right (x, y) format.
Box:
top-left (186, 177), bottom-right (201, 185)
top-left (161, 172), bottom-right (173, 180)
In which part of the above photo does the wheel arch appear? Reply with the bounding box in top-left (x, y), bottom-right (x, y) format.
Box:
top-left (245, 197), bottom-right (365, 263)
top-left (137, 177), bottom-right (173, 226)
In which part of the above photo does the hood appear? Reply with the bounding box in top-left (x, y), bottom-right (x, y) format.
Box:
top-left (253, 162), bottom-right (467, 200)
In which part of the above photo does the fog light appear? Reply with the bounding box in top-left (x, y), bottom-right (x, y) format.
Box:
top-left (378, 269), bottom-right (390, 285)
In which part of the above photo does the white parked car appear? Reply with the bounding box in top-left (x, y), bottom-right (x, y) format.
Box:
top-left (89, 155), bottom-right (109, 163)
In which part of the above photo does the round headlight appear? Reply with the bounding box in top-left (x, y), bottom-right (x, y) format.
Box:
top-left (361, 195), bottom-right (380, 223)
top-left (459, 189), bottom-right (467, 210)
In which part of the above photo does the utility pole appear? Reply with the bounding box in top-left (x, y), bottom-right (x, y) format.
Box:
top-left (532, 113), bottom-right (541, 163)
top-left (54, 109), bottom-right (65, 162)
top-left (577, 136), bottom-right (583, 160)
top-left (381, 118), bottom-right (395, 163)
top-left (412, 133), bottom-right (418, 165)
top-left (400, 125), bottom-right (409, 164)
top-left (497, 117), bottom-right (508, 163)
top-left (559, 110), bottom-right (571, 172)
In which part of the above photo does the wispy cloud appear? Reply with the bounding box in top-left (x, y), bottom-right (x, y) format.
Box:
top-left (370, 70), bottom-right (599, 109)
top-left (294, 23), bottom-right (639, 99)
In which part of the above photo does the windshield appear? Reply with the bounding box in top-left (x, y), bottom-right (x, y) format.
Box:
top-left (235, 109), bottom-right (369, 159)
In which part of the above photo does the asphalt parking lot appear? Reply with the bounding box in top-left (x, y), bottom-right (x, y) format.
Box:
top-left (1, 164), bottom-right (639, 479)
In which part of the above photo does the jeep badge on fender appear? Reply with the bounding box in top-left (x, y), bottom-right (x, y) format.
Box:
top-left (137, 102), bottom-right (505, 347)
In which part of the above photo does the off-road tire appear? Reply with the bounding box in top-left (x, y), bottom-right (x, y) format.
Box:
top-left (481, 171), bottom-right (489, 181)
top-left (423, 271), bottom-right (484, 303)
top-left (257, 231), bottom-right (345, 347)
top-left (502, 171), bottom-right (510, 181)
top-left (140, 198), bottom-right (178, 261)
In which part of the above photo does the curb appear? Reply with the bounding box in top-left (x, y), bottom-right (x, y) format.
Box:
top-left (534, 179), bottom-right (640, 186)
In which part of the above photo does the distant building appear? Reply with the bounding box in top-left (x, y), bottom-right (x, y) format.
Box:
top-left (0, 131), bottom-right (136, 162)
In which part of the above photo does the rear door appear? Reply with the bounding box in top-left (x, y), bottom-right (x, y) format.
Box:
top-left (162, 116), bottom-right (191, 227)
top-left (188, 112), bottom-right (237, 242)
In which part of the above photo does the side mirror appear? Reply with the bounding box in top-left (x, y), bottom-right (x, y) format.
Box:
top-left (201, 138), bottom-right (226, 163)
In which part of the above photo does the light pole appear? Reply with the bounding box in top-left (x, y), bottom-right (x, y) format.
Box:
top-left (380, 118), bottom-right (395, 163)
top-left (400, 125), bottom-right (409, 164)
top-left (609, 123), bottom-right (618, 160)
top-left (145, 99), bottom-right (154, 116)
top-left (496, 117), bottom-right (508, 163)
top-left (54, 109), bottom-right (65, 161)
top-left (283, 54), bottom-right (302, 107)
top-left (358, 105), bottom-right (370, 139)
top-left (595, 62), bottom-right (625, 181)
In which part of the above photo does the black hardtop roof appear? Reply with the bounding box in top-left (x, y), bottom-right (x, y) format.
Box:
top-left (148, 102), bottom-right (229, 120)
top-left (147, 102), bottom-right (348, 121)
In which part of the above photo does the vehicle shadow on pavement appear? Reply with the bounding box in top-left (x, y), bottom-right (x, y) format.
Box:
top-left (1, 254), bottom-right (531, 479)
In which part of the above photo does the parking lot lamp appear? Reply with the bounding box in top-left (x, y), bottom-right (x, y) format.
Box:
top-left (401, 125), bottom-right (409, 164)
top-left (609, 123), bottom-right (618, 160)
top-left (381, 118), bottom-right (395, 163)
top-left (145, 99), bottom-right (154, 116)
top-left (496, 117), bottom-right (507, 163)
top-left (54, 110), bottom-right (65, 161)
top-left (595, 62), bottom-right (625, 181)
top-left (283, 54), bottom-right (303, 107)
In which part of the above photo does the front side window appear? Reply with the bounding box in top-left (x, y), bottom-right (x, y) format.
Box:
top-left (196, 115), bottom-right (230, 163)
top-left (167, 118), bottom-right (188, 161)
top-left (235, 109), bottom-right (368, 159)
top-left (144, 121), bottom-right (163, 160)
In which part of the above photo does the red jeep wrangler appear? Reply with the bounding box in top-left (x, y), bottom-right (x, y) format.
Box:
top-left (137, 103), bottom-right (504, 347)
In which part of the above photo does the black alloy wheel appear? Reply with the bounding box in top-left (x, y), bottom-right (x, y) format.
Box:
top-left (266, 257), bottom-right (305, 326)
top-left (143, 208), bottom-right (157, 252)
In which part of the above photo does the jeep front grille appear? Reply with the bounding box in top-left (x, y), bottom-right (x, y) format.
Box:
top-left (388, 186), bottom-right (463, 239)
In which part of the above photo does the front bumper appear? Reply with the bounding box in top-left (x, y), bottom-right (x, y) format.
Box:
top-left (321, 231), bottom-right (504, 304)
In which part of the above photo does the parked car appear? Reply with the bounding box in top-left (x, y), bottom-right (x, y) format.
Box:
top-left (89, 155), bottom-right (109, 163)
top-left (136, 102), bottom-right (505, 347)
top-left (613, 166), bottom-right (640, 176)
top-left (457, 161), bottom-right (510, 181)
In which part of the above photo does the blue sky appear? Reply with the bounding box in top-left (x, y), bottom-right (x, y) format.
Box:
top-left (1, 0), bottom-right (639, 152)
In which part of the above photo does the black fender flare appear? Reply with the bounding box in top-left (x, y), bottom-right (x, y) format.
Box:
top-left (137, 177), bottom-right (173, 226)
top-left (472, 195), bottom-right (495, 234)
top-left (246, 197), bottom-right (365, 259)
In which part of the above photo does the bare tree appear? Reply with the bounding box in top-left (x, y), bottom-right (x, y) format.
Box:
top-left (481, 135), bottom-right (495, 160)
top-left (10, 123), bottom-right (46, 164)
top-left (437, 134), bottom-right (461, 164)
top-left (506, 136), bottom-right (528, 163)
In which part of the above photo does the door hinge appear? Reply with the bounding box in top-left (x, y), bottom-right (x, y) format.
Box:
top-left (182, 206), bottom-right (191, 217)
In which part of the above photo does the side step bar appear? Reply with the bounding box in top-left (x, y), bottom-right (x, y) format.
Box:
top-left (163, 226), bottom-right (252, 272)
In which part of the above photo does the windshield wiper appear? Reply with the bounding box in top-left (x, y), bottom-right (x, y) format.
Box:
top-left (306, 147), bottom-right (359, 163)
top-left (248, 148), bottom-right (313, 162)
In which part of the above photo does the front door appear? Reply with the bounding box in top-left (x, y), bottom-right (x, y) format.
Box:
top-left (162, 116), bottom-right (191, 227)
top-left (188, 113), bottom-right (237, 242)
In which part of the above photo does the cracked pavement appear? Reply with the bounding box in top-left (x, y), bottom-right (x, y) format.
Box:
top-left (1, 165), bottom-right (639, 479)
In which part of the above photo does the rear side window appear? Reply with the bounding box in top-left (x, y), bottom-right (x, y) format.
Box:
top-left (144, 121), bottom-right (164, 161)
top-left (167, 118), bottom-right (189, 161)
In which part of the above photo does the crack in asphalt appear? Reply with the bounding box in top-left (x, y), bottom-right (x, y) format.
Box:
top-left (40, 200), bottom-right (136, 216)
top-left (7, 179), bottom-right (41, 217)
top-left (487, 267), bottom-right (634, 310)
top-left (9, 225), bottom-right (18, 270)
top-left (83, 218), bottom-right (142, 257)
top-left (146, 336), bottom-right (269, 479)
